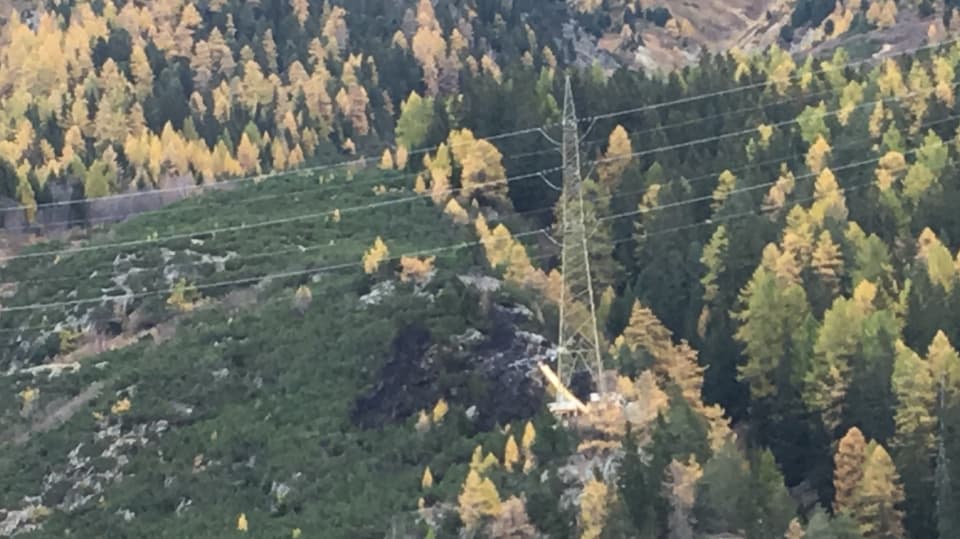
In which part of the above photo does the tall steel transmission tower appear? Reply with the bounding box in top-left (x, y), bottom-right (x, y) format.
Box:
top-left (555, 75), bottom-right (606, 395)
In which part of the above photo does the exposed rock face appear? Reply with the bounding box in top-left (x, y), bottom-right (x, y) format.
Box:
top-left (352, 286), bottom-right (552, 431)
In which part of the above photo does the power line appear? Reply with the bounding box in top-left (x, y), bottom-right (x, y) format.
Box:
top-left (492, 37), bottom-right (958, 164)
top-left (0, 120), bottom-right (855, 287)
top-left (0, 168), bottom-right (560, 263)
top-left (4, 33), bottom-right (948, 220)
top-left (0, 133), bottom-right (929, 317)
top-left (599, 113), bottom-right (960, 224)
top-left (24, 72), bottom-right (857, 232)
top-left (16, 56), bottom-right (895, 230)
top-left (11, 71), bottom-right (835, 232)
top-left (618, 180), bottom-right (874, 241)
top-left (0, 127), bottom-right (551, 217)
top-left (590, 80), bottom-right (960, 169)
top-left (0, 133), bottom-right (806, 287)
top-left (506, 75), bottom-right (869, 163)
top-left (0, 225), bottom-right (558, 314)
top-left (16, 142), bottom-right (562, 231)
top-left (0, 89), bottom-right (946, 329)
top-left (579, 35), bottom-right (960, 124)
top-left (0, 132), bottom-right (877, 288)
top-left (3, 82), bottom-right (952, 266)
top-left (0, 170), bottom-right (886, 336)
top-left (0, 241), bottom-right (531, 337)
top-left (0, 180), bottom-right (569, 288)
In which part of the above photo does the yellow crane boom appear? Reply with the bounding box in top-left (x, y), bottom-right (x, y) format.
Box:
top-left (537, 361), bottom-right (588, 414)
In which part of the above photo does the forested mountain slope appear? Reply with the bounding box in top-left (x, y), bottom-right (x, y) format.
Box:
top-left (0, 0), bottom-right (956, 230)
top-left (3, 1), bottom-right (960, 539)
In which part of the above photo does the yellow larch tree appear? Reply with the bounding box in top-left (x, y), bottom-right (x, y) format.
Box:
top-left (426, 143), bottom-right (453, 204)
top-left (443, 198), bottom-right (470, 224)
top-left (892, 341), bottom-right (936, 452)
top-left (481, 53), bottom-right (503, 83)
top-left (927, 330), bottom-right (960, 387)
top-left (806, 136), bottom-right (832, 174)
top-left (261, 28), bottom-right (279, 73)
top-left (488, 496), bottom-right (537, 538)
top-left (869, 101), bottom-right (889, 139)
top-left (189, 140), bottom-right (216, 184)
top-left (875, 151), bottom-right (907, 191)
top-left (503, 435), bottom-right (520, 471)
top-left (287, 61), bottom-right (310, 91)
top-left (834, 426), bottom-right (868, 513)
top-left (812, 230), bottom-right (844, 294)
top-left (838, 80), bottom-right (864, 126)
top-left (321, 4), bottom-right (349, 59)
top-left (160, 122), bottom-right (190, 175)
top-left (810, 168), bottom-right (849, 225)
top-left (363, 237), bottom-right (390, 274)
top-left (866, 0), bottom-right (897, 29)
top-left (399, 256), bottom-right (436, 284)
top-left (852, 444), bottom-right (905, 539)
top-left (191, 39), bottom-right (214, 90)
top-left (917, 228), bottom-right (956, 291)
top-left (422, 466), bottom-right (434, 489)
top-left (395, 145), bottom-right (409, 170)
top-left (338, 83), bottom-right (371, 136)
top-left (619, 301), bottom-right (729, 445)
top-left (766, 45), bottom-right (797, 95)
top-left (414, 174), bottom-right (428, 194)
top-left (212, 81), bottom-right (232, 122)
top-left (469, 445), bottom-right (500, 475)
top-left (902, 162), bottom-right (936, 205)
top-left (711, 170), bottom-right (737, 212)
top-left (291, 0), bottom-right (310, 27)
top-left (448, 129), bottom-right (510, 208)
top-left (907, 62), bottom-right (933, 131)
top-left (236, 132), bottom-right (261, 174)
top-left (208, 27), bottom-right (235, 77)
top-left (69, 88), bottom-right (91, 135)
top-left (621, 300), bottom-right (674, 359)
top-left (877, 58), bottom-right (906, 99)
top-left (934, 56), bottom-right (956, 107)
top-left (521, 421), bottom-right (536, 455)
top-left (240, 60), bottom-right (273, 112)
top-left (288, 144), bottom-right (305, 169)
top-left (458, 469), bottom-right (502, 530)
top-left (271, 137), bottom-right (289, 172)
top-left (412, 0), bottom-right (445, 95)
top-left (129, 44), bottom-right (154, 100)
top-left (664, 457), bottom-right (703, 539)
top-left (579, 479), bottom-right (609, 539)
top-left (598, 125), bottom-right (632, 190)
top-left (763, 165), bottom-right (797, 218)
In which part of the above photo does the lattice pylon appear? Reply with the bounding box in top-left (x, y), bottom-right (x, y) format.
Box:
top-left (555, 75), bottom-right (606, 395)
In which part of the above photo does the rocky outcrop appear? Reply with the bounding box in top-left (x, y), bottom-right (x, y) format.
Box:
top-left (0, 414), bottom-right (169, 536)
top-left (352, 278), bottom-right (553, 431)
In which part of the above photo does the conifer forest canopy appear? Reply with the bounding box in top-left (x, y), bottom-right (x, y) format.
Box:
top-left (2, 0), bottom-right (960, 538)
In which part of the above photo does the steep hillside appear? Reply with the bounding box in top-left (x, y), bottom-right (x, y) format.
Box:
top-left (0, 167), bottom-right (562, 537)
top-left (7, 1), bottom-right (960, 538)
top-left (0, 0), bottom-right (951, 234)
top-left (582, 0), bottom-right (953, 72)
